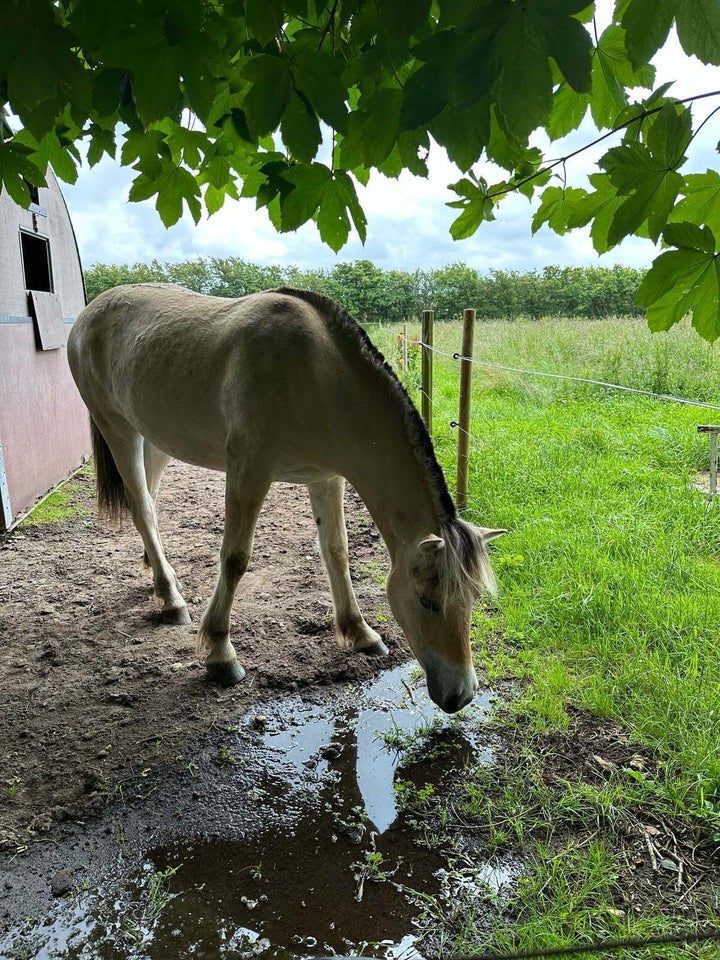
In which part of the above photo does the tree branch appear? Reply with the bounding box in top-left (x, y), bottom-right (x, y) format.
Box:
top-left (485, 89), bottom-right (720, 204)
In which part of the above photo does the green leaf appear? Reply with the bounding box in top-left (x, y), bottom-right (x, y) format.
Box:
top-left (204, 183), bottom-right (229, 216)
top-left (447, 176), bottom-right (496, 240)
top-left (339, 87), bottom-right (403, 169)
top-left (590, 25), bottom-right (655, 128)
top-left (291, 49), bottom-right (348, 133)
top-left (129, 166), bottom-right (202, 227)
top-left (359, 88), bottom-right (403, 167)
top-left (14, 128), bottom-right (80, 184)
top-left (280, 91), bottom-right (322, 163)
top-left (317, 177), bottom-right (351, 252)
top-left (547, 83), bottom-right (589, 141)
top-left (675, 0), bottom-right (720, 65)
top-left (92, 69), bottom-right (126, 118)
top-left (670, 170), bottom-right (720, 238)
top-left (279, 162), bottom-right (332, 230)
top-left (128, 56), bottom-right (183, 126)
top-left (86, 125), bottom-right (116, 167)
top-left (334, 170), bottom-right (367, 243)
top-left (599, 107), bottom-right (691, 245)
top-left (242, 55), bottom-right (292, 137)
top-left (621, 0), bottom-right (674, 68)
top-left (316, 172), bottom-right (366, 250)
top-left (400, 60), bottom-right (452, 130)
top-left (244, 0), bottom-right (282, 47)
top-left (637, 227), bottom-right (720, 341)
top-left (121, 129), bottom-right (172, 179)
top-left (0, 142), bottom-right (46, 206)
top-left (663, 221), bottom-right (715, 254)
top-left (377, 0), bottom-right (431, 41)
top-left (495, 11), bottom-right (553, 138)
top-left (645, 103), bottom-right (692, 169)
top-left (431, 101), bottom-right (490, 171)
top-left (532, 186), bottom-right (588, 235)
top-left (531, 0), bottom-right (593, 93)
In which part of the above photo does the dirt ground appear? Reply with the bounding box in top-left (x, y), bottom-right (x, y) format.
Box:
top-left (0, 462), bottom-right (406, 848)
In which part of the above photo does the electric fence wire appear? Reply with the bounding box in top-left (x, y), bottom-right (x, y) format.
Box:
top-left (418, 341), bottom-right (720, 414)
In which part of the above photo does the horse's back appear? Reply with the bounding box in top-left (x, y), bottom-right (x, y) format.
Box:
top-left (68, 284), bottom-right (344, 471)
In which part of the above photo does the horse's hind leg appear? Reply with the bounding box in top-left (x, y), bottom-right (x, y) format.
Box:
top-left (308, 476), bottom-right (388, 656)
top-left (198, 462), bottom-right (271, 686)
top-left (141, 440), bottom-right (172, 574)
top-left (97, 420), bottom-right (190, 625)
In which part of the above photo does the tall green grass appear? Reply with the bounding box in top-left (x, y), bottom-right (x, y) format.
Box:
top-left (370, 316), bottom-right (720, 814)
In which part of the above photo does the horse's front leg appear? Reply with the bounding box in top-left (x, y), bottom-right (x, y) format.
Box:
top-left (198, 467), bottom-right (270, 686)
top-left (308, 476), bottom-right (388, 656)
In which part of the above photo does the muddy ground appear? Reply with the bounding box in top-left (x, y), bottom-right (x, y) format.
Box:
top-left (0, 462), bottom-right (406, 848)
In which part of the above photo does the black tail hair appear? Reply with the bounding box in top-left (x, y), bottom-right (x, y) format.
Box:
top-left (91, 419), bottom-right (128, 519)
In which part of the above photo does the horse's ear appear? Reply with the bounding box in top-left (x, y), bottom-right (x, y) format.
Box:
top-left (411, 535), bottom-right (445, 582)
top-left (479, 527), bottom-right (507, 543)
top-left (418, 534), bottom-right (445, 554)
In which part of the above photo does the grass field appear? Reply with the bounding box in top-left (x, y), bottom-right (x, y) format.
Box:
top-left (368, 315), bottom-right (720, 956)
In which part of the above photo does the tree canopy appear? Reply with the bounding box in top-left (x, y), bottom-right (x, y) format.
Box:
top-left (85, 256), bottom-right (645, 321)
top-left (1, 1), bottom-right (719, 337)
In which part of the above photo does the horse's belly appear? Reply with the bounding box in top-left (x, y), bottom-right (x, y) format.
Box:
top-left (137, 420), bottom-right (227, 472)
top-left (275, 466), bottom-right (334, 484)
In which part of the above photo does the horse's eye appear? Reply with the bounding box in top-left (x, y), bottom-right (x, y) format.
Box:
top-left (419, 595), bottom-right (442, 614)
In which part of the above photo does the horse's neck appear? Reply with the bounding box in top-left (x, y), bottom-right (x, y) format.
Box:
top-left (337, 396), bottom-right (445, 560)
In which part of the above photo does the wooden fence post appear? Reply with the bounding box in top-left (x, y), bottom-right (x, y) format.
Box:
top-left (421, 310), bottom-right (434, 434)
top-left (456, 308), bottom-right (476, 512)
top-left (698, 425), bottom-right (720, 499)
top-left (402, 320), bottom-right (408, 371)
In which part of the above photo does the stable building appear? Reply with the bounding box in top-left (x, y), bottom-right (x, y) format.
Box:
top-left (0, 164), bottom-right (90, 529)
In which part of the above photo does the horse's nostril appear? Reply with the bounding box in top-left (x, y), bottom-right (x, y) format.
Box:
top-left (443, 690), bottom-right (472, 714)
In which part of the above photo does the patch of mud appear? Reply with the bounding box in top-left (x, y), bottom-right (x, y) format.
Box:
top-left (0, 461), bottom-right (409, 846)
top-left (0, 666), bottom-right (503, 959)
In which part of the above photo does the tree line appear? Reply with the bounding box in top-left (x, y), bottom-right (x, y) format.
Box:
top-left (84, 258), bottom-right (645, 323)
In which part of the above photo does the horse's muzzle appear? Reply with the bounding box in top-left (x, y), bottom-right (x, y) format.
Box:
top-left (425, 660), bottom-right (478, 714)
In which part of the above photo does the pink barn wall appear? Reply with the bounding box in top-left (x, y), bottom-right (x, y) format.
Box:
top-left (0, 321), bottom-right (91, 524)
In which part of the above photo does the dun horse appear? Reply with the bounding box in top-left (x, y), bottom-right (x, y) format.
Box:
top-left (68, 285), bottom-right (504, 713)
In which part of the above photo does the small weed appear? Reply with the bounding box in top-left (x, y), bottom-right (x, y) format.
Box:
top-left (359, 560), bottom-right (387, 588)
top-left (113, 822), bottom-right (128, 851)
top-left (214, 744), bottom-right (240, 768)
top-left (119, 866), bottom-right (180, 949)
top-left (395, 779), bottom-right (436, 814)
top-left (2, 778), bottom-right (21, 800)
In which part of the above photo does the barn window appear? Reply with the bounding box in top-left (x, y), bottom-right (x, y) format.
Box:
top-left (20, 231), bottom-right (53, 293)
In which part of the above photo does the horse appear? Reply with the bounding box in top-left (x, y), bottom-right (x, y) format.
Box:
top-left (67, 284), bottom-right (504, 713)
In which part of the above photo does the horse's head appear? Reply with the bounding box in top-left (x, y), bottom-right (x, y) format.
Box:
top-left (386, 519), bottom-right (504, 713)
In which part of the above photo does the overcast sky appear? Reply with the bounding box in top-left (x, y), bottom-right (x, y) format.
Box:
top-left (63, 8), bottom-right (720, 275)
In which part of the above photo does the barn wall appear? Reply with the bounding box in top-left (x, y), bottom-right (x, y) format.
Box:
top-left (0, 167), bottom-right (90, 526)
top-left (0, 321), bottom-right (90, 523)
top-left (0, 189), bottom-right (30, 317)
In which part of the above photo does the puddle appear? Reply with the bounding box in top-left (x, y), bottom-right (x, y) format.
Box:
top-left (1, 664), bottom-right (510, 960)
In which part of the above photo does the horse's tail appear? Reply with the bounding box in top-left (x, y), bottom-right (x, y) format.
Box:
top-left (91, 419), bottom-right (128, 519)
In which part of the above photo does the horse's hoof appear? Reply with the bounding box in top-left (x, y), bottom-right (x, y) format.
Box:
top-left (162, 605), bottom-right (191, 625)
top-left (206, 659), bottom-right (246, 687)
top-left (357, 635), bottom-right (389, 657)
